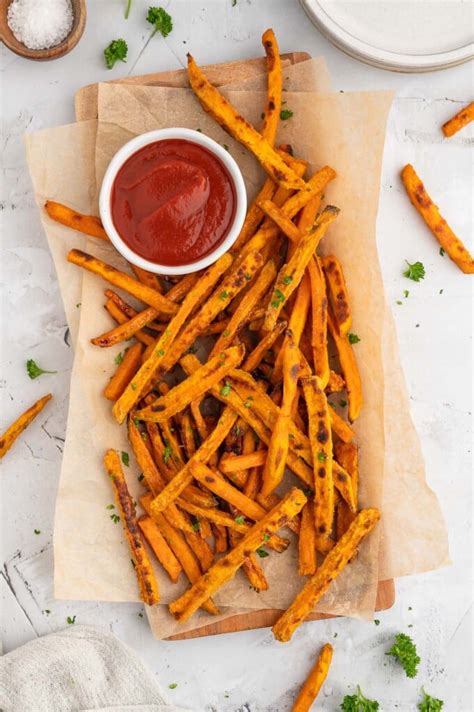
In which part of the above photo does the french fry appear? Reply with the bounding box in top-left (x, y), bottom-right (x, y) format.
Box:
top-left (302, 377), bottom-right (334, 548)
top-left (187, 54), bottom-right (306, 191)
top-left (272, 272), bottom-right (311, 382)
top-left (307, 257), bottom-right (329, 387)
top-left (135, 345), bottom-right (245, 423)
top-left (0, 394), bottom-right (52, 460)
top-left (231, 177), bottom-right (276, 254)
top-left (44, 200), bottom-right (108, 240)
top-left (68, 249), bottom-right (177, 314)
top-left (130, 265), bottom-right (163, 292)
top-left (104, 344), bottom-right (143, 401)
top-left (272, 508), bottom-right (380, 641)
top-left (113, 253), bottom-right (233, 423)
top-left (335, 441), bottom-right (359, 538)
top-left (140, 494), bottom-right (219, 615)
top-left (103, 450), bottom-right (159, 605)
top-left (257, 492), bottom-right (301, 535)
top-left (298, 501), bottom-right (317, 577)
top-left (333, 461), bottom-right (357, 513)
top-left (263, 207), bottom-right (340, 332)
top-left (261, 336), bottom-right (300, 496)
top-left (326, 370), bottom-right (345, 394)
top-left (261, 28), bottom-right (282, 146)
top-left (138, 516), bottom-right (182, 583)
top-left (92, 306), bottom-right (159, 347)
top-left (169, 487), bottom-right (307, 622)
top-left (258, 198), bottom-right (302, 243)
top-left (328, 405), bottom-right (355, 443)
top-left (327, 309), bottom-right (362, 422)
top-left (180, 412), bottom-right (197, 459)
top-left (321, 255), bottom-right (352, 335)
top-left (228, 527), bottom-right (269, 591)
top-left (150, 407), bottom-right (239, 515)
top-left (291, 643), bottom-right (333, 712)
top-left (219, 449), bottom-right (267, 473)
top-left (442, 101), bottom-right (474, 137)
top-left (213, 524), bottom-right (228, 553)
top-left (158, 250), bottom-right (263, 374)
top-left (401, 164), bottom-right (474, 274)
top-left (210, 260), bottom-right (277, 356)
top-left (104, 300), bottom-right (155, 347)
top-left (176, 498), bottom-right (250, 534)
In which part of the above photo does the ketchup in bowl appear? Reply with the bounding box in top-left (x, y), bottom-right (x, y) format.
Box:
top-left (110, 139), bottom-right (236, 267)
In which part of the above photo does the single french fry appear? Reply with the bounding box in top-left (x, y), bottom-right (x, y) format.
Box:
top-left (210, 260), bottom-right (277, 356)
top-left (180, 412), bottom-right (197, 459)
top-left (93, 306), bottom-right (159, 347)
top-left (150, 407), bottom-right (239, 515)
top-left (257, 492), bottom-right (301, 535)
top-left (263, 207), bottom-right (340, 332)
top-left (329, 406), bottom-right (355, 443)
top-left (68, 249), bottom-right (177, 314)
top-left (333, 461), bottom-right (357, 513)
top-left (272, 272), bottom-right (311, 382)
top-left (228, 527), bottom-right (269, 591)
top-left (104, 344), bottom-right (143, 401)
top-left (334, 441), bottom-right (359, 538)
top-left (219, 449), bottom-right (267, 473)
top-left (272, 508), bottom-right (380, 642)
top-left (44, 200), bottom-right (108, 240)
top-left (138, 516), bottom-right (182, 583)
top-left (231, 177), bottom-right (276, 254)
top-left (298, 501), bottom-right (317, 577)
top-left (442, 101), bottom-right (474, 137)
top-left (261, 336), bottom-right (300, 496)
top-left (135, 345), bottom-right (245, 423)
top-left (302, 377), bottom-right (334, 548)
top-left (213, 524), bottom-right (228, 553)
top-left (261, 28), bottom-right (282, 146)
top-left (104, 450), bottom-right (159, 605)
top-left (104, 300), bottom-right (155, 347)
top-left (184, 529), bottom-right (214, 572)
top-left (321, 255), bottom-right (352, 335)
top-left (187, 54), bottom-right (306, 191)
top-left (291, 643), bottom-right (333, 712)
top-left (307, 257), bottom-right (329, 387)
top-left (0, 394), bottom-right (52, 460)
top-left (176, 498), bottom-right (249, 534)
top-left (258, 198), bottom-right (302, 243)
top-left (169, 487), bottom-right (307, 622)
top-left (326, 370), bottom-right (345, 394)
top-left (327, 309), bottom-right (362, 422)
top-left (401, 164), bottom-right (474, 274)
top-left (158, 251), bottom-right (263, 374)
top-left (113, 253), bottom-right (233, 423)
top-left (130, 265), bottom-right (163, 292)
top-left (140, 494), bottom-right (219, 615)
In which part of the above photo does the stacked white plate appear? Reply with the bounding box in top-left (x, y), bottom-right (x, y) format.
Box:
top-left (300, 0), bottom-right (474, 72)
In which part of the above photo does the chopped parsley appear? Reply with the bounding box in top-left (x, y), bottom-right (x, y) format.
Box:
top-left (146, 6), bottom-right (173, 37)
top-left (280, 109), bottom-right (294, 120)
top-left (26, 359), bottom-right (57, 379)
top-left (34, 529), bottom-right (41, 535)
top-left (374, 619), bottom-right (380, 626)
top-left (223, 144), bottom-right (229, 151)
top-left (271, 288), bottom-right (286, 309)
top-left (121, 451), bottom-right (130, 467)
top-left (130, 383), bottom-right (137, 390)
top-left (157, 349), bottom-right (165, 356)
top-left (339, 399), bottom-right (347, 408)
top-left (404, 289), bottom-right (410, 298)
top-left (222, 329), bottom-right (231, 337)
top-left (133, 417), bottom-right (141, 426)
top-left (219, 290), bottom-right (230, 301)
top-left (191, 518), bottom-right (200, 532)
top-left (256, 547), bottom-right (269, 558)
top-left (67, 615), bottom-right (76, 625)
top-left (235, 515), bottom-right (245, 525)
top-left (262, 533), bottom-right (270, 542)
top-left (348, 333), bottom-right (360, 344)
top-left (114, 352), bottom-right (124, 365)
top-left (163, 445), bottom-right (173, 464)
top-left (106, 504), bottom-right (115, 510)
top-left (282, 274), bottom-right (293, 285)
top-left (220, 382), bottom-right (232, 397)
top-left (104, 39), bottom-right (128, 69)
top-left (137, 473), bottom-right (145, 482)
top-left (168, 683), bottom-right (178, 689)
top-left (110, 514), bottom-right (120, 524)
top-left (404, 260), bottom-right (425, 282)
top-left (439, 247), bottom-right (445, 257)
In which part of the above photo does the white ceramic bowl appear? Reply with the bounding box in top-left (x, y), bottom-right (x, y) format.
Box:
top-left (99, 128), bottom-right (247, 275)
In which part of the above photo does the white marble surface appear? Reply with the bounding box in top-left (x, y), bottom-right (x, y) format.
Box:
top-left (1, 1), bottom-right (472, 710)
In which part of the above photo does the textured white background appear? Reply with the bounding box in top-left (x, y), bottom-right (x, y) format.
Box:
top-left (0, 1), bottom-right (472, 710)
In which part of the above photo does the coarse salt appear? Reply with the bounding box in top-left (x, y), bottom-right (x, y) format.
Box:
top-left (7, 0), bottom-right (74, 51)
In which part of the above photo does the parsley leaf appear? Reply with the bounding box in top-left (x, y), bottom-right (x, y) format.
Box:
top-left (110, 513), bottom-right (120, 524)
top-left (439, 247), bottom-right (445, 257)
top-left (235, 515), bottom-right (245, 525)
top-left (146, 6), bottom-right (173, 37)
top-left (418, 687), bottom-right (444, 711)
top-left (104, 39), bottom-right (128, 70)
top-left (219, 290), bottom-right (230, 301)
top-left (191, 517), bottom-right (200, 532)
top-left (163, 445), bottom-right (173, 464)
top-left (348, 333), bottom-right (360, 344)
top-left (271, 288), bottom-right (286, 309)
top-left (386, 632), bottom-right (420, 678)
top-left (115, 352), bottom-right (124, 365)
top-left (256, 548), bottom-right (269, 558)
top-left (220, 382), bottom-right (232, 397)
top-left (106, 504), bottom-right (115, 510)
top-left (34, 529), bottom-right (41, 535)
top-left (403, 289), bottom-right (410, 298)
top-left (26, 359), bottom-right (57, 379)
top-left (168, 683), bottom-right (178, 689)
top-left (67, 615), bottom-right (76, 625)
top-left (280, 109), bottom-right (294, 120)
top-left (317, 451), bottom-right (327, 462)
top-left (340, 685), bottom-right (379, 711)
top-left (339, 399), bottom-right (347, 407)
top-left (404, 260), bottom-right (425, 282)
top-left (121, 451), bottom-right (130, 467)
top-left (282, 275), bottom-right (293, 285)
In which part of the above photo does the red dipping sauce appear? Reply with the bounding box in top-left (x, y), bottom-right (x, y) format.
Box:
top-left (110, 139), bottom-right (236, 266)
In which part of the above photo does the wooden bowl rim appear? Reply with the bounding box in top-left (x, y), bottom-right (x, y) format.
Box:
top-left (0, 0), bottom-right (86, 61)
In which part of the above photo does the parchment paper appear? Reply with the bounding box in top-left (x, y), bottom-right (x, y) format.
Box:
top-left (24, 58), bottom-right (449, 640)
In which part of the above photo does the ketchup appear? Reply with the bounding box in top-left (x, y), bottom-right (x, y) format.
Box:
top-left (110, 139), bottom-right (236, 267)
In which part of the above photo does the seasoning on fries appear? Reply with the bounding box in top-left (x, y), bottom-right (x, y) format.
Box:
top-left (53, 27), bottom-right (380, 631)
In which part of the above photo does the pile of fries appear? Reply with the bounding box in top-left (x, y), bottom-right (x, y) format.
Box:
top-left (44, 29), bottom-right (381, 641)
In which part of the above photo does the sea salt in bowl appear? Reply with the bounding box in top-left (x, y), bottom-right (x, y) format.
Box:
top-left (0, 0), bottom-right (86, 60)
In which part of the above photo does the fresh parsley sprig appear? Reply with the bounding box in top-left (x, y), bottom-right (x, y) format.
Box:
top-left (418, 687), bottom-right (444, 711)
top-left (104, 39), bottom-right (128, 69)
top-left (404, 260), bottom-right (425, 282)
top-left (386, 632), bottom-right (420, 678)
top-left (147, 6), bottom-right (173, 38)
top-left (340, 685), bottom-right (379, 711)
top-left (26, 359), bottom-right (57, 380)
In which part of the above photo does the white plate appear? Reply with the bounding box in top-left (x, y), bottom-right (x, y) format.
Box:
top-left (300, 0), bottom-right (474, 72)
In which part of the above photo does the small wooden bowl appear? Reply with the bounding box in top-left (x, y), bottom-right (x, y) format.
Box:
top-left (0, 0), bottom-right (86, 61)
